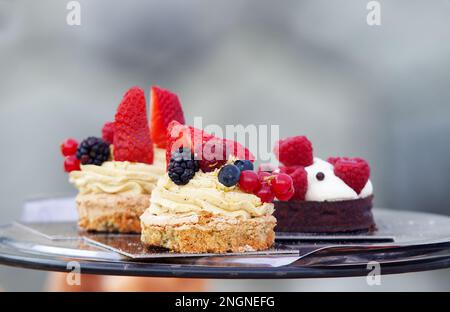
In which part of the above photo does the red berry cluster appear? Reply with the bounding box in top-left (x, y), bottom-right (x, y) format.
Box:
top-left (270, 136), bottom-right (370, 200)
top-left (239, 170), bottom-right (294, 203)
top-left (270, 135), bottom-right (371, 200)
top-left (60, 138), bottom-right (80, 173)
top-left (269, 136), bottom-right (313, 201)
top-left (60, 121), bottom-right (115, 173)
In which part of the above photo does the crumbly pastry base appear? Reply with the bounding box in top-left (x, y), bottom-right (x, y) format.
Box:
top-left (76, 193), bottom-right (150, 233)
top-left (141, 214), bottom-right (276, 253)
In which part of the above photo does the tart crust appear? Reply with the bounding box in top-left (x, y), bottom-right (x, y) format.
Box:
top-left (141, 213), bottom-right (276, 253)
top-left (76, 193), bottom-right (150, 233)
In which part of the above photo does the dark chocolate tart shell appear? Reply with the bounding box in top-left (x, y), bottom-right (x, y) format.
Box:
top-left (274, 195), bottom-right (375, 233)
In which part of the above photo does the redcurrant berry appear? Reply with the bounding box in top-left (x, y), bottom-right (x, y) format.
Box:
top-left (256, 185), bottom-right (275, 203)
top-left (60, 138), bottom-right (79, 157)
top-left (64, 155), bottom-right (81, 173)
top-left (239, 171), bottom-right (261, 193)
top-left (271, 173), bottom-right (293, 196)
top-left (258, 171), bottom-right (272, 185)
top-left (276, 187), bottom-right (295, 201)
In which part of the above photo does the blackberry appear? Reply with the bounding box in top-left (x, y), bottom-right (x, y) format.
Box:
top-left (76, 137), bottom-right (110, 166)
top-left (168, 148), bottom-right (200, 185)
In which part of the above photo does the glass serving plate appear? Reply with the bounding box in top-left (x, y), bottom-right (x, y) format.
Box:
top-left (0, 198), bottom-right (449, 279)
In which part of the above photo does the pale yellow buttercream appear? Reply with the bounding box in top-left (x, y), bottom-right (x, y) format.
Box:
top-left (145, 170), bottom-right (274, 220)
top-left (69, 147), bottom-right (166, 195)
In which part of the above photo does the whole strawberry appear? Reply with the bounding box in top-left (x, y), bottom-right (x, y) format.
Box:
top-left (114, 87), bottom-right (154, 164)
top-left (279, 166), bottom-right (308, 201)
top-left (328, 157), bottom-right (370, 194)
top-left (274, 136), bottom-right (313, 167)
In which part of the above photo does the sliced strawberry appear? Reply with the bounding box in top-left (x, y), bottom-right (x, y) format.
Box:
top-left (329, 157), bottom-right (370, 194)
top-left (223, 139), bottom-right (255, 162)
top-left (150, 86), bottom-right (185, 148)
top-left (166, 121), bottom-right (193, 167)
top-left (114, 87), bottom-right (154, 164)
top-left (166, 121), bottom-right (213, 167)
top-left (166, 121), bottom-right (255, 169)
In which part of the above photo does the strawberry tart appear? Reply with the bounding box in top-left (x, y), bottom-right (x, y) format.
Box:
top-left (140, 122), bottom-right (279, 253)
top-left (60, 86), bottom-right (185, 233)
top-left (268, 136), bottom-right (375, 233)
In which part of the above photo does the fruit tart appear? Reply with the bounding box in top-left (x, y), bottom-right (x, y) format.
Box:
top-left (60, 86), bottom-right (185, 233)
top-left (140, 122), bottom-right (282, 253)
top-left (267, 136), bottom-right (375, 233)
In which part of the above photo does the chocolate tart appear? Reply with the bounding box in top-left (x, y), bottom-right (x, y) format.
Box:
top-left (274, 195), bottom-right (375, 233)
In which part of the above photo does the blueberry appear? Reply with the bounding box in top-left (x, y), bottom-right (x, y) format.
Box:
top-left (218, 164), bottom-right (241, 187)
top-left (234, 160), bottom-right (254, 172)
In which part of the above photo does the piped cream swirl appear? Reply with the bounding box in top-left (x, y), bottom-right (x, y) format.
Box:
top-left (146, 171), bottom-right (274, 220)
top-left (69, 147), bottom-right (166, 195)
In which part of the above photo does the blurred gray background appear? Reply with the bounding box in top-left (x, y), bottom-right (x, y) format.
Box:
top-left (1, 0), bottom-right (450, 291)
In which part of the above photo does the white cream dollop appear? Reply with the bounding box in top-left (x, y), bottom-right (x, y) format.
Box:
top-left (304, 158), bottom-right (373, 202)
top-left (359, 179), bottom-right (373, 198)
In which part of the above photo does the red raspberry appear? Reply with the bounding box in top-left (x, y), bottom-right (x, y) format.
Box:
top-left (114, 87), bottom-right (154, 164)
top-left (330, 157), bottom-right (370, 194)
top-left (64, 155), bottom-right (80, 173)
top-left (102, 122), bottom-right (115, 144)
top-left (274, 136), bottom-right (313, 167)
top-left (326, 157), bottom-right (341, 166)
top-left (60, 138), bottom-right (78, 157)
top-left (279, 166), bottom-right (308, 201)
